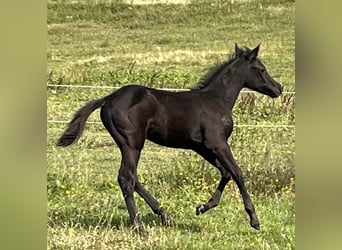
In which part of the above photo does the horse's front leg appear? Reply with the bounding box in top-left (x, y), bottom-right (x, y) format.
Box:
top-left (196, 168), bottom-right (231, 215)
top-left (195, 149), bottom-right (231, 215)
top-left (213, 143), bottom-right (260, 230)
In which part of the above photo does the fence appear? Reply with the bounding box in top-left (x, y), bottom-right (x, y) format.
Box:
top-left (46, 84), bottom-right (295, 94)
top-left (47, 84), bottom-right (295, 128)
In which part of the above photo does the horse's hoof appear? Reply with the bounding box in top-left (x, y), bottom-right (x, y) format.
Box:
top-left (161, 213), bottom-right (174, 227)
top-left (250, 220), bottom-right (260, 230)
top-left (132, 216), bottom-right (149, 237)
top-left (196, 204), bottom-right (205, 215)
top-left (132, 223), bottom-right (149, 238)
top-left (139, 228), bottom-right (149, 238)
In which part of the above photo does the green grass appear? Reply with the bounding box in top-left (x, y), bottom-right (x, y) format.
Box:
top-left (47, 0), bottom-right (295, 89)
top-left (48, 125), bottom-right (294, 249)
top-left (47, 0), bottom-right (295, 249)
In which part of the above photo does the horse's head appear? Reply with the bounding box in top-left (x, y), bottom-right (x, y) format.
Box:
top-left (233, 43), bottom-right (283, 98)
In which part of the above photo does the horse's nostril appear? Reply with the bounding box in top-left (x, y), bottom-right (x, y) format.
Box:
top-left (278, 84), bottom-right (283, 93)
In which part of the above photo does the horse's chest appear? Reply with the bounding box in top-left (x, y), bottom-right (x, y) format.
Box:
top-left (221, 115), bottom-right (231, 127)
top-left (220, 115), bottom-right (233, 137)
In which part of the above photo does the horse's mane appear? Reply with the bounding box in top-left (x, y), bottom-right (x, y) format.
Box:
top-left (192, 47), bottom-right (251, 90)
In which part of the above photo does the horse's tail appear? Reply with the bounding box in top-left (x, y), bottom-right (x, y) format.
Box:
top-left (56, 98), bottom-right (106, 147)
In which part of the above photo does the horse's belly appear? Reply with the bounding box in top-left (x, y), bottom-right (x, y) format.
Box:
top-left (146, 128), bottom-right (198, 149)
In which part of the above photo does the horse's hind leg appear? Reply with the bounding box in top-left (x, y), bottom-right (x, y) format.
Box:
top-left (135, 181), bottom-right (174, 226)
top-left (117, 146), bottom-right (147, 235)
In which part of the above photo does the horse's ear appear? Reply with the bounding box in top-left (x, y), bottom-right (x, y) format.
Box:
top-left (235, 43), bottom-right (243, 58)
top-left (247, 44), bottom-right (260, 60)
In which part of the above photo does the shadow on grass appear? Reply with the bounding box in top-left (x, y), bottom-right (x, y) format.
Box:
top-left (141, 213), bottom-right (203, 233)
top-left (48, 211), bottom-right (203, 233)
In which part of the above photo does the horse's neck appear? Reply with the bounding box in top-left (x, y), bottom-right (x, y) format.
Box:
top-left (200, 74), bottom-right (244, 111)
top-left (222, 78), bottom-right (244, 110)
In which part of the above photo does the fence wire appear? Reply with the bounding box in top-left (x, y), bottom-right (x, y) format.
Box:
top-left (47, 84), bottom-right (295, 128)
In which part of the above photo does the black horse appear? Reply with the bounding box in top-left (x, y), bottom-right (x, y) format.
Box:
top-left (57, 44), bottom-right (282, 234)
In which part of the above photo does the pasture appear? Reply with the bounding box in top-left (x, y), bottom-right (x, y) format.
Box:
top-left (47, 0), bottom-right (295, 249)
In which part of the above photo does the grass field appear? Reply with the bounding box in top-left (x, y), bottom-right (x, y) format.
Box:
top-left (47, 0), bottom-right (295, 249)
